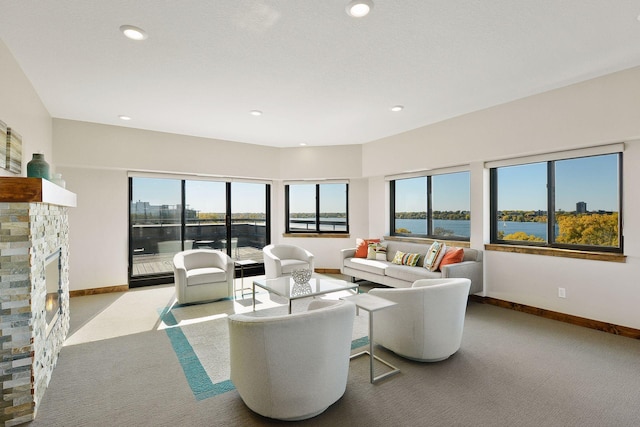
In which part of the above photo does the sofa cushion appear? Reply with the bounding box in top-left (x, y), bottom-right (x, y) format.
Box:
top-left (384, 241), bottom-right (427, 259)
top-left (187, 267), bottom-right (226, 286)
top-left (385, 264), bottom-right (442, 283)
top-left (424, 241), bottom-right (446, 271)
top-left (355, 238), bottom-right (380, 258)
top-left (391, 251), bottom-right (421, 266)
top-left (367, 242), bottom-right (388, 259)
top-left (343, 257), bottom-right (390, 275)
top-left (439, 247), bottom-right (465, 269)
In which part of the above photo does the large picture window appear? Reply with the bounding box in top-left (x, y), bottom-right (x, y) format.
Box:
top-left (490, 152), bottom-right (622, 252)
top-left (390, 171), bottom-right (470, 240)
top-left (285, 183), bottom-right (349, 234)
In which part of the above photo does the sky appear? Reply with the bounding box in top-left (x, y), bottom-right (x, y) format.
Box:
top-left (132, 153), bottom-right (619, 215)
top-left (395, 172), bottom-right (470, 212)
top-left (288, 183), bottom-right (347, 214)
top-left (132, 178), bottom-right (266, 213)
top-left (395, 154), bottom-right (619, 213)
top-left (133, 179), bottom-right (347, 214)
top-left (498, 154), bottom-right (619, 212)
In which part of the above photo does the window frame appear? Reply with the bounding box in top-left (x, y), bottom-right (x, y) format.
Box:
top-left (489, 153), bottom-right (623, 254)
top-left (389, 171), bottom-right (471, 242)
top-left (284, 182), bottom-right (350, 235)
top-left (129, 175), bottom-right (271, 287)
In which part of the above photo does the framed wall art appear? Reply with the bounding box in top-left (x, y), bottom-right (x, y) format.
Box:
top-left (6, 126), bottom-right (22, 174)
top-left (0, 120), bottom-right (7, 169)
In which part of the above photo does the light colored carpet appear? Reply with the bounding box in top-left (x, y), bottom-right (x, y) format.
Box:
top-left (29, 279), bottom-right (640, 427)
top-left (159, 287), bottom-right (370, 400)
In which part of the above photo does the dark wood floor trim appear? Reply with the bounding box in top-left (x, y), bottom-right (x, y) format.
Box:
top-left (70, 285), bottom-right (129, 298)
top-left (315, 268), bottom-right (341, 274)
top-left (470, 295), bottom-right (640, 340)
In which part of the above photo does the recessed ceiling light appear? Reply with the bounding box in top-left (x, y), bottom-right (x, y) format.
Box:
top-left (391, 105), bottom-right (404, 112)
top-left (120, 25), bottom-right (148, 41)
top-left (250, 110), bottom-right (263, 116)
top-left (346, 0), bottom-right (373, 18)
top-left (299, 143), bottom-right (308, 146)
top-left (119, 115), bottom-right (132, 121)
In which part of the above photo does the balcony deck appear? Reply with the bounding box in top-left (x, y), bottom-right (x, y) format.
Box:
top-left (132, 246), bottom-right (264, 276)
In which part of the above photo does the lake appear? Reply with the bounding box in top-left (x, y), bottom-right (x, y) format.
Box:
top-left (395, 219), bottom-right (548, 239)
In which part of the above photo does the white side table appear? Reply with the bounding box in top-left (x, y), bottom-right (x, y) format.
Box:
top-left (341, 293), bottom-right (401, 384)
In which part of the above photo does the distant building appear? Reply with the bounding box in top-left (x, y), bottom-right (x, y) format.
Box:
top-left (576, 201), bottom-right (587, 213)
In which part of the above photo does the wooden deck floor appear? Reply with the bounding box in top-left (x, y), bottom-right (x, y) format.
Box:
top-left (132, 246), bottom-right (264, 276)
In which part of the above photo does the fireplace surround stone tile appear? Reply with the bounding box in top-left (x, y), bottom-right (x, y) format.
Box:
top-left (0, 179), bottom-right (74, 427)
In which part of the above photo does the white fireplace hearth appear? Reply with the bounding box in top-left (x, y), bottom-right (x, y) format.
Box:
top-left (0, 178), bottom-right (76, 426)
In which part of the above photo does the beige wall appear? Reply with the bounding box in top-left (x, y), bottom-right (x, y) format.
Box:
top-left (53, 120), bottom-right (280, 179)
top-left (362, 66), bottom-right (640, 177)
top-left (278, 144), bottom-right (362, 180)
top-left (0, 40), bottom-right (52, 176)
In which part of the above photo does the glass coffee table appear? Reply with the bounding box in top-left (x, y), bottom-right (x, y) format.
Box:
top-left (252, 276), bottom-right (359, 314)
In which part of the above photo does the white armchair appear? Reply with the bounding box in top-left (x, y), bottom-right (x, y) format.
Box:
top-left (368, 278), bottom-right (471, 362)
top-left (172, 249), bottom-right (234, 304)
top-left (262, 244), bottom-right (314, 279)
top-left (228, 300), bottom-right (356, 421)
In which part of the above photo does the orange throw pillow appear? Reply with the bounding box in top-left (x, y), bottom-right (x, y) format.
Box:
top-left (438, 247), bottom-right (464, 270)
top-left (355, 238), bottom-right (380, 258)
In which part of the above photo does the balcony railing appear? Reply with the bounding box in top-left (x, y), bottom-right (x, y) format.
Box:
top-left (131, 219), bottom-right (267, 278)
top-left (289, 218), bottom-right (347, 232)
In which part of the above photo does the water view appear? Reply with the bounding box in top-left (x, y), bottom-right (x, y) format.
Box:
top-left (395, 219), bottom-right (548, 239)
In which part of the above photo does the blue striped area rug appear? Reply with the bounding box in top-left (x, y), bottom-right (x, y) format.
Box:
top-left (158, 293), bottom-right (369, 401)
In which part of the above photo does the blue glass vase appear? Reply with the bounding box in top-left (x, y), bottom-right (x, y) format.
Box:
top-left (27, 153), bottom-right (50, 180)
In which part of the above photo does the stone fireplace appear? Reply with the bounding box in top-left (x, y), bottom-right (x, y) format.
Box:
top-left (0, 178), bottom-right (76, 426)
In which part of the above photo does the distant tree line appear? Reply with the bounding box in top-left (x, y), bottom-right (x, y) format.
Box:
top-left (498, 210), bottom-right (547, 223)
top-left (395, 211), bottom-right (470, 220)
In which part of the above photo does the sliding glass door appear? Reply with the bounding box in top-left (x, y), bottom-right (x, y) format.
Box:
top-left (130, 177), bottom-right (183, 282)
top-left (184, 180), bottom-right (226, 251)
top-left (129, 177), bottom-right (270, 287)
top-left (231, 182), bottom-right (268, 262)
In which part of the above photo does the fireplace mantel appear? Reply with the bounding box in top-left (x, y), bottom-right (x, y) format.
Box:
top-left (0, 177), bottom-right (76, 207)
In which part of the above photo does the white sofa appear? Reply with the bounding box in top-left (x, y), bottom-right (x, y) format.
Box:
top-left (228, 300), bottom-right (356, 421)
top-left (341, 239), bottom-right (483, 294)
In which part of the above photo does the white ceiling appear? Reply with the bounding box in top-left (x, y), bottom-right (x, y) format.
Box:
top-left (1, 1), bottom-right (640, 148)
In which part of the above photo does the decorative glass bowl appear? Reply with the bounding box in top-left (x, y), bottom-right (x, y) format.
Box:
top-left (291, 268), bottom-right (312, 284)
top-left (292, 282), bottom-right (313, 297)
